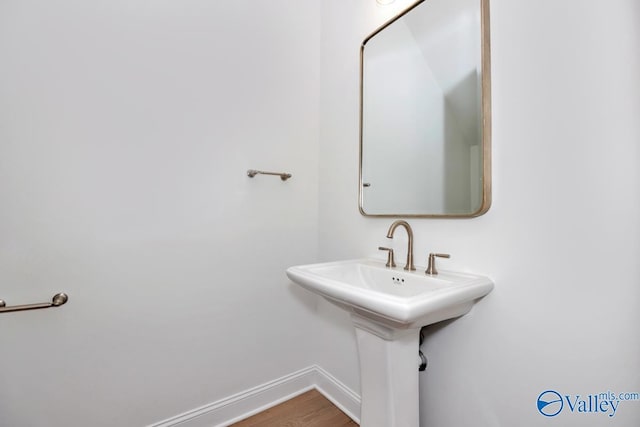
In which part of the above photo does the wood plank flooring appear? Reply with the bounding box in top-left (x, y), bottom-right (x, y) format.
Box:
top-left (230, 389), bottom-right (358, 427)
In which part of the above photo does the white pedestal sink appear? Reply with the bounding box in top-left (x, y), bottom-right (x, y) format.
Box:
top-left (286, 258), bottom-right (493, 427)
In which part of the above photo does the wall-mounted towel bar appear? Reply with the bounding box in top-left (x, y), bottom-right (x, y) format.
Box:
top-left (0, 293), bottom-right (69, 313)
top-left (247, 169), bottom-right (292, 181)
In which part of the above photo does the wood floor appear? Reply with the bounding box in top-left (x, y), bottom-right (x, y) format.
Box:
top-left (231, 389), bottom-right (358, 427)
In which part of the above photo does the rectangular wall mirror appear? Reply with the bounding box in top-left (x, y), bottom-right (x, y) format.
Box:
top-left (359, 0), bottom-right (491, 218)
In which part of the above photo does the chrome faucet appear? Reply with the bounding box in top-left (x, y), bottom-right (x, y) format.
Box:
top-left (385, 220), bottom-right (415, 271)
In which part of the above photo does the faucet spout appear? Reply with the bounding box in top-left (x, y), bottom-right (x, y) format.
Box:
top-left (386, 220), bottom-right (415, 271)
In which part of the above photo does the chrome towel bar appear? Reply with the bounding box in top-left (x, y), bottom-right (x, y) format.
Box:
top-left (247, 169), bottom-right (292, 181)
top-left (0, 293), bottom-right (69, 313)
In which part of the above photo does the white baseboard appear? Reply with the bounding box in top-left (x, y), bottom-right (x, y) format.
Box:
top-left (312, 365), bottom-right (361, 422)
top-left (148, 365), bottom-right (360, 427)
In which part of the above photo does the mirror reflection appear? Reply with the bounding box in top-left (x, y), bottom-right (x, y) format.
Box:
top-left (359, 0), bottom-right (491, 217)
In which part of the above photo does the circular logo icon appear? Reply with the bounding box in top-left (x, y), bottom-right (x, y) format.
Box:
top-left (537, 390), bottom-right (563, 417)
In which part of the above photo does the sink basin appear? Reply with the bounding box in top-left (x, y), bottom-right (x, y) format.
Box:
top-left (286, 257), bottom-right (494, 427)
top-left (286, 258), bottom-right (494, 330)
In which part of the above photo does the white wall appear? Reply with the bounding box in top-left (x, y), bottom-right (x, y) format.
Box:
top-left (0, 1), bottom-right (321, 426)
top-left (319, 0), bottom-right (640, 426)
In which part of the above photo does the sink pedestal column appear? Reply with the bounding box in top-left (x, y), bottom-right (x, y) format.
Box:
top-left (352, 314), bottom-right (420, 427)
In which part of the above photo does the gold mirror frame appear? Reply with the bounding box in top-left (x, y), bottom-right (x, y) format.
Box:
top-left (358, 0), bottom-right (491, 218)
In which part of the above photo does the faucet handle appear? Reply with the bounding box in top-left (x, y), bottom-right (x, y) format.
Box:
top-left (425, 253), bottom-right (450, 275)
top-left (378, 247), bottom-right (396, 268)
